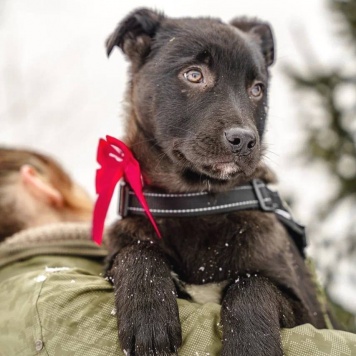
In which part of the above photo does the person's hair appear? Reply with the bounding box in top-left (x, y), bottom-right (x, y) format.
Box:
top-left (0, 146), bottom-right (91, 240)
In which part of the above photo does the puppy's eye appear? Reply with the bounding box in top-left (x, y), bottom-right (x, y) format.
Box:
top-left (250, 83), bottom-right (264, 98)
top-left (184, 69), bottom-right (203, 83)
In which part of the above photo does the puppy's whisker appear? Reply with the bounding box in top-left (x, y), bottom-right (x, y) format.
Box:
top-left (153, 152), bottom-right (168, 171)
top-left (261, 153), bottom-right (279, 167)
top-left (264, 149), bottom-right (280, 158)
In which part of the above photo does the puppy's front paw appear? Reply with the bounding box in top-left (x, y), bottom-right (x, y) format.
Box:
top-left (118, 300), bottom-right (181, 356)
top-left (221, 276), bottom-right (284, 356)
top-left (110, 243), bottom-right (182, 356)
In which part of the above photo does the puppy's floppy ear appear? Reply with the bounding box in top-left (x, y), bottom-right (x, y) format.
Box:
top-left (230, 18), bottom-right (275, 66)
top-left (106, 8), bottom-right (164, 63)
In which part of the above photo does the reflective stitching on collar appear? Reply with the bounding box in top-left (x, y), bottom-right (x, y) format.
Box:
top-left (128, 185), bottom-right (257, 198)
top-left (128, 199), bottom-right (261, 214)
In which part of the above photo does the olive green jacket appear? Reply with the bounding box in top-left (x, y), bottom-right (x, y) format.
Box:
top-left (0, 223), bottom-right (355, 356)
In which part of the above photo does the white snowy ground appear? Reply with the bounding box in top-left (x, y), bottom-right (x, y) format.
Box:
top-left (1, 0), bottom-right (355, 312)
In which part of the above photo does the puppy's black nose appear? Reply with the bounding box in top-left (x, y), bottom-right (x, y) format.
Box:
top-left (224, 128), bottom-right (256, 155)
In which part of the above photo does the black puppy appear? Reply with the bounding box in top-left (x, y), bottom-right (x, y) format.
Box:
top-left (105, 8), bottom-right (327, 356)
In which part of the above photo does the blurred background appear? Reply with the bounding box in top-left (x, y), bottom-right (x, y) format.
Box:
top-left (0, 0), bottom-right (355, 330)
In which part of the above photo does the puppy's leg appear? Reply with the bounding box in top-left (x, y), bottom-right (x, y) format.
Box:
top-left (108, 242), bottom-right (181, 356)
top-left (221, 275), bottom-right (293, 356)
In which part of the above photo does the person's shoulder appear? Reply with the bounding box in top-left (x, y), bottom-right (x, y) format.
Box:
top-left (282, 323), bottom-right (356, 356)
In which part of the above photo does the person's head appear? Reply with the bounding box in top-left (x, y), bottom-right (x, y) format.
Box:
top-left (0, 147), bottom-right (93, 241)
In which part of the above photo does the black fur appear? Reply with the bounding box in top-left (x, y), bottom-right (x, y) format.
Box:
top-left (105, 8), bottom-right (327, 356)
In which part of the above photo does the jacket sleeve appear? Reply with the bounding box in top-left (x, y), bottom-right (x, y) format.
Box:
top-left (1, 254), bottom-right (355, 356)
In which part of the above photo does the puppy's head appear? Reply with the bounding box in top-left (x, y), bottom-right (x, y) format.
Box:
top-left (107, 9), bottom-right (274, 187)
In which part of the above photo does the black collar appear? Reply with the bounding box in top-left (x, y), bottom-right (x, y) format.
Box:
top-left (118, 179), bottom-right (306, 257)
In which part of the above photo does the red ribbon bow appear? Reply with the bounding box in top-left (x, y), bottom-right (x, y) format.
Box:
top-left (92, 135), bottom-right (161, 245)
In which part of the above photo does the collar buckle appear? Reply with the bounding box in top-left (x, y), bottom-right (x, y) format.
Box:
top-left (252, 179), bottom-right (275, 212)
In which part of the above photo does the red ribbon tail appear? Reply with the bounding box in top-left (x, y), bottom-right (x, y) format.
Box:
top-left (92, 137), bottom-right (125, 244)
top-left (125, 165), bottom-right (162, 239)
top-left (92, 191), bottom-right (109, 245)
top-left (92, 135), bottom-right (162, 243)
top-left (136, 195), bottom-right (162, 239)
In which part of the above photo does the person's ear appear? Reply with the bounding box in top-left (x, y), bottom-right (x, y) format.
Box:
top-left (20, 165), bottom-right (64, 208)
